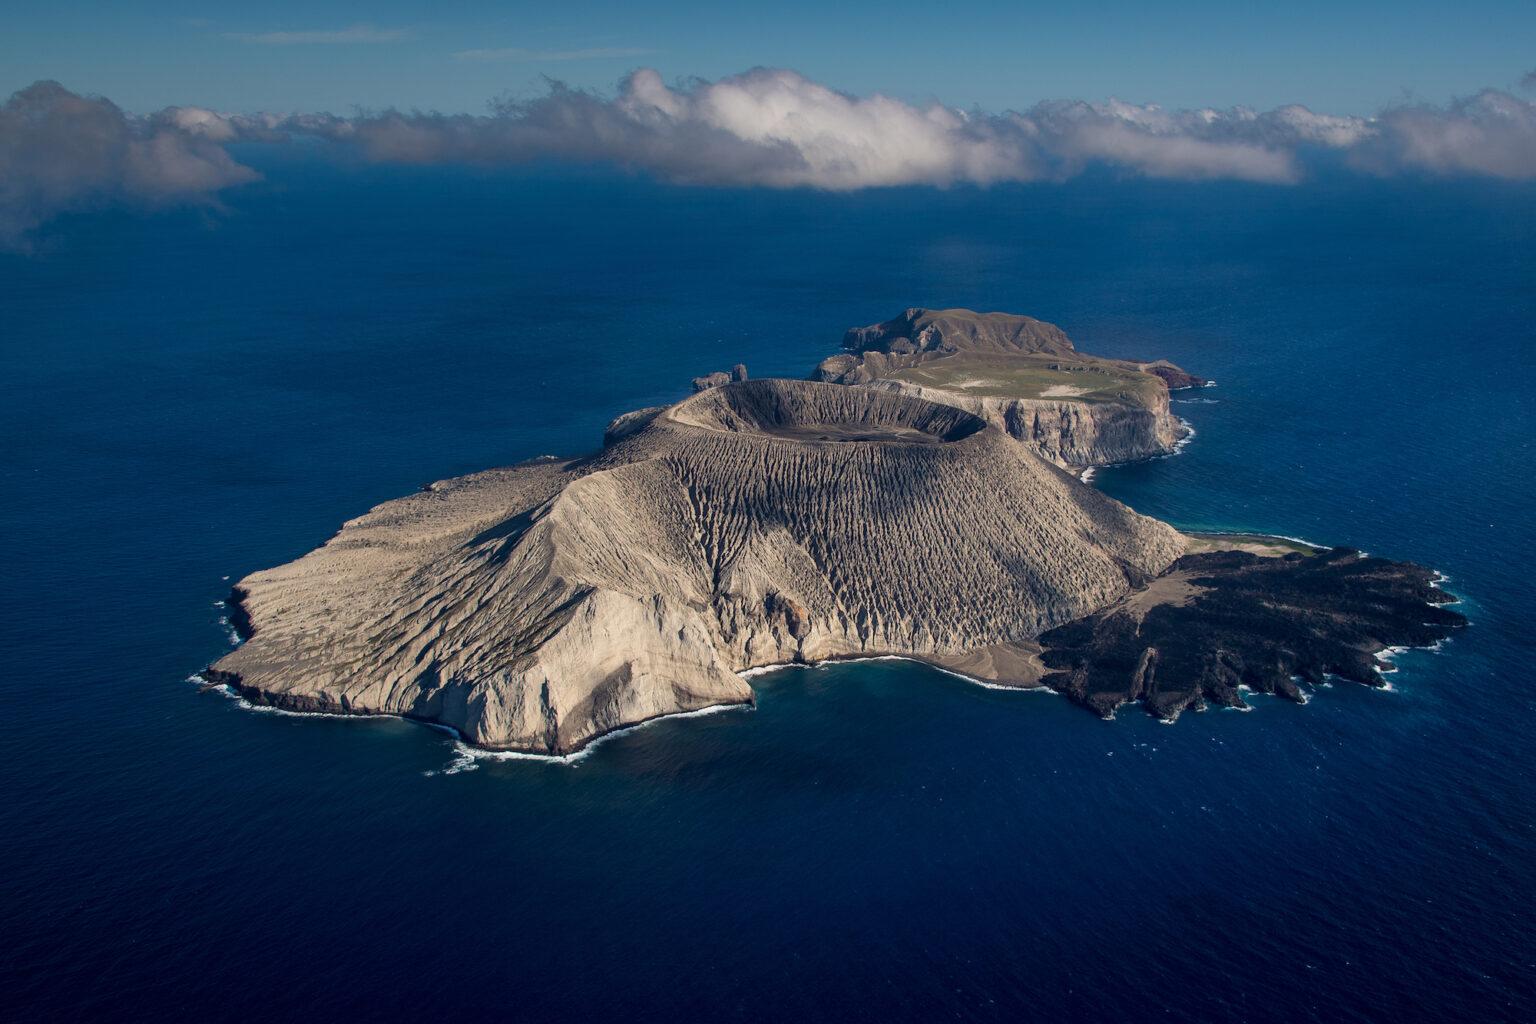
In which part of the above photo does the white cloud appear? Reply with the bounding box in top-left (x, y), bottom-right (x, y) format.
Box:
top-left (608, 68), bottom-right (1039, 188)
top-left (452, 47), bottom-right (656, 63)
top-left (1013, 99), bottom-right (1302, 183)
top-left (270, 69), bottom-right (1309, 189)
top-left (161, 106), bottom-right (239, 141)
top-left (227, 69), bottom-right (1536, 190)
top-left (0, 82), bottom-right (258, 246)
top-left (6, 70), bottom-right (1536, 247)
top-left (1266, 105), bottom-right (1373, 147)
top-left (225, 25), bottom-right (410, 45)
top-left (1353, 89), bottom-right (1536, 179)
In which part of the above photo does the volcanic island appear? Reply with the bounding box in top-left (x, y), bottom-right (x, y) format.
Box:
top-left (204, 309), bottom-right (1465, 754)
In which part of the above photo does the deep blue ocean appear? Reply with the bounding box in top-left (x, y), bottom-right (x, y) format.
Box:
top-left (3, 159), bottom-right (1534, 1021)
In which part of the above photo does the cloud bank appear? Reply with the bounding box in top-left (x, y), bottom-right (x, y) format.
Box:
top-left (272, 69), bottom-right (1311, 188)
top-left (266, 69), bottom-right (1536, 190)
top-left (0, 81), bottom-right (258, 245)
top-left (1355, 90), bottom-right (1536, 179)
top-left (4, 69), bottom-right (1536, 245)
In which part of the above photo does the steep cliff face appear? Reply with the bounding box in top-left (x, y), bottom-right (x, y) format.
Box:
top-left (816, 308), bottom-right (1201, 468)
top-left (209, 380), bottom-right (1184, 754)
top-left (856, 378), bottom-right (1188, 468)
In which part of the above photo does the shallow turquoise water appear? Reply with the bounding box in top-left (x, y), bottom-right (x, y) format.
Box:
top-left (2, 166), bottom-right (1533, 1021)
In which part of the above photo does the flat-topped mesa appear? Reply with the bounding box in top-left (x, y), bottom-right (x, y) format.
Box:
top-left (208, 378), bottom-right (1185, 755)
top-left (842, 307), bottom-right (1078, 359)
top-left (815, 308), bottom-right (1206, 468)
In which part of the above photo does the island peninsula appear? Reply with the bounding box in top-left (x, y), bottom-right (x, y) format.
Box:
top-left (204, 310), bottom-right (1465, 754)
top-left (817, 307), bottom-right (1204, 468)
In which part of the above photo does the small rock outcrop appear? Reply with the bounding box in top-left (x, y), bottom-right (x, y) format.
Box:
top-left (208, 379), bottom-right (1184, 754)
top-left (691, 364), bottom-right (749, 392)
top-left (1142, 361), bottom-right (1206, 391)
top-left (815, 308), bottom-right (1205, 468)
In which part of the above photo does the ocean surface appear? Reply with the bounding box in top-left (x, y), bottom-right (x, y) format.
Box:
top-left (3, 162), bottom-right (1534, 1021)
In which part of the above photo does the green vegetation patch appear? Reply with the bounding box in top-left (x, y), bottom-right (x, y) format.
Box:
top-left (886, 352), bottom-right (1164, 406)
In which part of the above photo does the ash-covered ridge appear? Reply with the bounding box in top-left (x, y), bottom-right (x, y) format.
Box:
top-left (208, 379), bottom-right (1184, 754)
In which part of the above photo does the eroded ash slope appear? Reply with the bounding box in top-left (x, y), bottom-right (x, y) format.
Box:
top-left (208, 379), bottom-right (1183, 754)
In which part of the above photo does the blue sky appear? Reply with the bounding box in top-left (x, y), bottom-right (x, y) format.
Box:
top-left (4, 0), bottom-right (1533, 115)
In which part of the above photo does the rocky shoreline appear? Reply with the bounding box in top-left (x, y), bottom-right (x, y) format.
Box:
top-left (1037, 546), bottom-right (1466, 720)
top-left (200, 310), bottom-right (1465, 756)
top-left (206, 538), bottom-right (1466, 747)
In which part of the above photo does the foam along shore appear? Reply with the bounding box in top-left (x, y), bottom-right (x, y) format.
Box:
top-left (1375, 634), bottom-right (1454, 675)
top-left (1181, 531), bottom-right (1329, 558)
top-left (205, 642), bottom-right (1054, 763)
top-left (197, 669), bottom-right (756, 770)
top-left (1068, 412), bottom-right (1199, 484)
top-left (202, 540), bottom-right (1464, 758)
top-left (205, 526), bottom-right (1463, 757)
top-left (740, 651), bottom-right (1057, 693)
top-left (432, 702), bottom-right (757, 772)
top-left (204, 651), bottom-right (1063, 773)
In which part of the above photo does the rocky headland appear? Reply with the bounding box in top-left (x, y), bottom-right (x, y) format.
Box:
top-left (205, 312), bottom-right (1464, 755)
top-left (1038, 546), bottom-right (1466, 720)
top-left (814, 308), bottom-right (1205, 468)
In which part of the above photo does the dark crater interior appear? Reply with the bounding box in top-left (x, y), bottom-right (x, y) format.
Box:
top-left (675, 379), bottom-right (988, 444)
